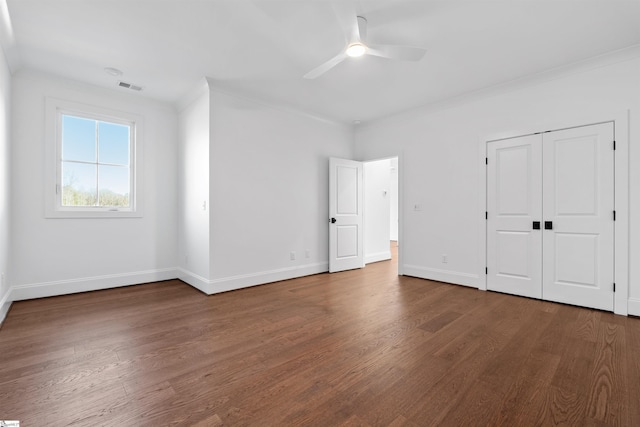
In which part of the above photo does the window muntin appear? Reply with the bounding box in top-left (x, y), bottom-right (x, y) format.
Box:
top-left (60, 114), bottom-right (132, 208)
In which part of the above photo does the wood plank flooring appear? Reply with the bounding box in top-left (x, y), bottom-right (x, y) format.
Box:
top-left (1, 246), bottom-right (639, 426)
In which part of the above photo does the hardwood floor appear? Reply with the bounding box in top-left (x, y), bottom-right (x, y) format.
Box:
top-left (1, 246), bottom-right (639, 426)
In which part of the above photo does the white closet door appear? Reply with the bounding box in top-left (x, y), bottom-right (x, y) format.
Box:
top-left (487, 134), bottom-right (543, 299)
top-left (542, 123), bottom-right (615, 311)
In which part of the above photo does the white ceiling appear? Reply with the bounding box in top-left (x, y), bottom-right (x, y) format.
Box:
top-left (2, 0), bottom-right (639, 123)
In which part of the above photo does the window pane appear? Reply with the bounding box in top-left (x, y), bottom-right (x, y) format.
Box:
top-left (62, 162), bottom-right (97, 206)
top-left (62, 115), bottom-right (96, 162)
top-left (98, 165), bottom-right (130, 207)
top-left (98, 121), bottom-right (130, 165)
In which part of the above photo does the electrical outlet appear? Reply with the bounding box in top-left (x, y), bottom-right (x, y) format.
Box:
top-left (290, 251), bottom-right (296, 261)
top-left (305, 250), bottom-right (310, 259)
top-left (442, 254), bottom-right (448, 263)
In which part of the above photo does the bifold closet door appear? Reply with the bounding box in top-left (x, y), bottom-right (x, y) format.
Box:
top-left (487, 134), bottom-right (543, 299)
top-left (542, 123), bottom-right (615, 311)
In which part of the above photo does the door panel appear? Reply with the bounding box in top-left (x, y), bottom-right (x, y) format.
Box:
top-left (336, 165), bottom-right (358, 214)
top-left (336, 225), bottom-right (358, 258)
top-left (542, 123), bottom-right (614, 311)
top-left (555, 137), bottom-right (598, 215)
top-left (497, 147), bottom-right (533, 215)
top-left (329, 158), bottom-right (364, 272)
top-left (487, 135), bottom-right (543, 299)
top-left (554, 233), bottom-right (598, 287)
top-left (496, 231), bottom-right (532, 279)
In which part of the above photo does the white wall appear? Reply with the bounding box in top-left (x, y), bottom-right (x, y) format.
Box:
top-left (364, 159), bottom-right (391, 264)
top-left (355, 50), bottom-right (640, 311)
top-left (206, 88), bottom-right (353, 292)
top-left (177, 82), bottom-right (211, 291)
top-left (10, 71), bottom-right (178, 300)
top-left (0, 45), bottom-right (11, 323)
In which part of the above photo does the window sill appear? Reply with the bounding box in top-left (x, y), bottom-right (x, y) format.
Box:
top-left (44, 208), bottom-right (143, 219)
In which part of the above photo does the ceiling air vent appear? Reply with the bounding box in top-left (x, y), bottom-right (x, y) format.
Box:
top-left (118, 81), bottom-right (143, 91)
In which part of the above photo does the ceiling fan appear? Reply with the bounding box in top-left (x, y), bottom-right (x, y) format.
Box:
top-left (303, 10), bottom-right (426, 79)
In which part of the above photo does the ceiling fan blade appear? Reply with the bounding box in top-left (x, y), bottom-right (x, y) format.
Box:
top-left (331, 1), bottom-right (361, 43)
top-left (367, 44), bottom-right (426, 61)
top-left (356, 16), bottom-right (367, 42)
top-left (304, 52), bottom-right (348, 79)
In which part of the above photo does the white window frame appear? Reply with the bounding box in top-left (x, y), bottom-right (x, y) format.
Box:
top-left (45, 98), bottom-right (144, 218)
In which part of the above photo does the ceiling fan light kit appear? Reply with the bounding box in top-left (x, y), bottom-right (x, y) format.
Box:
top-left (304, 12), bottom-right (426, 79)
top-left (346, 43), bottom-right (367, 58)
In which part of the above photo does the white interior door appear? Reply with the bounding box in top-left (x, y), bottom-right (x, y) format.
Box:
top-left (329, 158), bottom-right (364, 273)
top-left (487, 134), bottom-right (543, 299)
top-left (486, 123), bottom-right (615, 311)
top-left (542, 123), bottom-right (615, 311)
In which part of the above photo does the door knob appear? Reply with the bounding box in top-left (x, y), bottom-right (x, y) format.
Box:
top-left (330, 218), bottom-right (337, 223)
top-left (532, 221), bottom-right (541, 230)
top-left (545, 221), bottom-right (553, 230)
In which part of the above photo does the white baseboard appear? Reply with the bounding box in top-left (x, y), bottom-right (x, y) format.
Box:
top-left (178, 262), bottom-right (329, 295)
top-left (627, 297), bottom-right (640, 316)
top-left (365, 251), bottom-right (392, 265)
top-left (10, 268), bottom-right (178, 301)
top-left (0, 290), bottom-right (11, 327)
top-left (177, 269), bottom-right (211, 294)
top-left (403, 264), bottom-right (479, 288)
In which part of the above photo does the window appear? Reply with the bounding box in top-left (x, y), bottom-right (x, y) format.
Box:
top-left (45, 98), bottom-right (143, 218)
top-left (61, 114), bottom-right (132, 208)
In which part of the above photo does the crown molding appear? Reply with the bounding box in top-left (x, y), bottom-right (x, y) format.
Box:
top-left (369, 44), bottom-right (640, 126)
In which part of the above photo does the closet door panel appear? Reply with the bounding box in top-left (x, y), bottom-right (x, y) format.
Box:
top-left (487, 134), bottom-right (543, 299)
top-left (542, 123), bottom-right (614, 311)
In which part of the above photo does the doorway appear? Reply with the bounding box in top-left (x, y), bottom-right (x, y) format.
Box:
top-left (364, 157), bottom-right (399, 267)
top-left (328, 156), bottom-right (400, 273)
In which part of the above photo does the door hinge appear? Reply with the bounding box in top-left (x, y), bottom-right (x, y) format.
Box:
top-left (485, 267), bottom-right (488, 275)
top-left (485, 157), bottom-right (488, 165)
top-left (613, 140), bottom-right (616, 150)
top-left (613, 283), bottom-right (616, 292)
top-left (485, 211), bottom-right (488, 220)
top-left (613, 210), bottom-right (616, 221)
